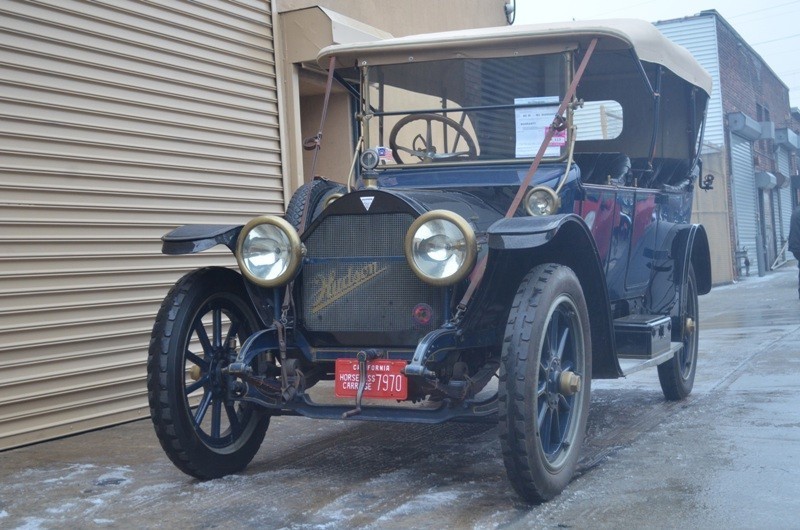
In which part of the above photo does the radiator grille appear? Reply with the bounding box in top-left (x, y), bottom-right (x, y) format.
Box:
top-left (300, 213), bottom-right (444, 344)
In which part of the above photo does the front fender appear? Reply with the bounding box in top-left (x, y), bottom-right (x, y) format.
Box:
top-left (161, 224), bottom-right (242, 255)
top-left (486, 215), bottom-right (566, 250)
top-left (468, 214), bottom-right (621, 379)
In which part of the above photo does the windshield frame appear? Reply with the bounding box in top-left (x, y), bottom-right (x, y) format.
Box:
top-left (354, 51), bottom-right (574, 169)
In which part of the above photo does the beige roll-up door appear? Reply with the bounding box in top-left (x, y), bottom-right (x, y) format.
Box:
top-left (0, 0), bottom-right (281, 449)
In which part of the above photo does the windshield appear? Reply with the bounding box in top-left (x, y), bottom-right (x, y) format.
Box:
top-left (347, 53), bottom-right (569, 167)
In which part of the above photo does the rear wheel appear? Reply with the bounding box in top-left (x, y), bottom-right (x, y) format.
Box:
top-left (147, 267), bottom-right (269, 479)
top-left (658, 265), bottom-right (699, 400)
top-left (499, 264), bottom-right (592, 503)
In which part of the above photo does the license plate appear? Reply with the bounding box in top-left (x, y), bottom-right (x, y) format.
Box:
top-left (334, 359), bottom-right (408, 400)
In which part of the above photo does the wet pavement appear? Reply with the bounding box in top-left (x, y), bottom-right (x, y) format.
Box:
top-left (1, 266), bottom-right (799, 529)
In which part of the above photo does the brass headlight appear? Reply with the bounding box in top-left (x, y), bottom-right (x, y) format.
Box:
top-left (405, 210), bottom-right (477, 286)
top-left (524, 186), bottom-right (561, 216)
top-left (236, 216), bottom-right (303, 287)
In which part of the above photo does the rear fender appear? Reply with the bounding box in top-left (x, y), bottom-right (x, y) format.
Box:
top-left (646, 223), bottom-right (712, 316)
top-left (161, 224), bottom-right (242, 255)
top-left (676, 224), bottom-right (712, 295)
top-left (466, 214), bottom-right (621, 379)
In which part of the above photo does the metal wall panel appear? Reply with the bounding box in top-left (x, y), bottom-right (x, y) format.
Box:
top-left (779, 186), bottom-right (792, 247)
top-left (730, 134), bottom-right (758, 260)
top-left (777, 147), bottom-right (791, 176)
top-left (656, 15), bottom-right (724, 152)
top-left (0, 0), bottom-right (280, 449)
top-left (777, 148), bottom-right (792, 253)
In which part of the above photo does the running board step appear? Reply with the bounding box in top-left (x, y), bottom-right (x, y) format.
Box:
top-left (614, 314), bottom-right (672, 359)
top-left (619, 342), bottom-right (683, 376)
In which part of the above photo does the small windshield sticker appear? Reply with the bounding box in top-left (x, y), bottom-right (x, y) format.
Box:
top-left (377, 146), bottom-right (394, 164)
top-left (550, 129), bottom-right (567, 146)
top-left (515, 96), bottom-right (561, 158)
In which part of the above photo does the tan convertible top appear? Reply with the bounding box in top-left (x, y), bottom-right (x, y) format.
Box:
top-left (318, 19), bottom-right (711, 95)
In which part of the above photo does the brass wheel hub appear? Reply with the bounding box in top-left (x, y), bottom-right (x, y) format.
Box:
top-left (559, 371), bottom-right (581, 396)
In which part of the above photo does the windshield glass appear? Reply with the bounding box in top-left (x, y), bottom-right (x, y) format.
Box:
top-left (349, 53), bottom-right (569, 166)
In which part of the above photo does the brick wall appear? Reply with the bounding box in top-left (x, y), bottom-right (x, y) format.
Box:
top-left (716, 17), bottom-right (792, 175)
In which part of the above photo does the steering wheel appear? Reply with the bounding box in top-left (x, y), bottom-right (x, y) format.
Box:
top-left (388, 114), bottom-right (477, 164)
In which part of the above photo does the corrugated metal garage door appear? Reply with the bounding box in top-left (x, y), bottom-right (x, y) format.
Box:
top-left (776, 147), bottom-right (793, 256)
top-left (730, 133), bottom-right (758, 261)
top-left (0, 0), bottom-right (281, 449)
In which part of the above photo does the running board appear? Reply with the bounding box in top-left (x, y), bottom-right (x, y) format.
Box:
top-left (614, 314), bottom-right (672, 359)
top-left (619, 342), bottom-right (683, 376)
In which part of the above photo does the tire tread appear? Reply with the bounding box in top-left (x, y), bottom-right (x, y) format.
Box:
top-left (499, 264), bottom-right (557, 503)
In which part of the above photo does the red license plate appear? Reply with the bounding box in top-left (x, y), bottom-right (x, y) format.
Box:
top-left (334, 359), bottom-right (408, 400)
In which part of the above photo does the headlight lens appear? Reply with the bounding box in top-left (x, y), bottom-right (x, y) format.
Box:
top-left (236, 216), bottom-right (303, 287)
top-left (524, 186), bottom-right (560, 216)
top-left (405, 210), bottom-right (477, 286)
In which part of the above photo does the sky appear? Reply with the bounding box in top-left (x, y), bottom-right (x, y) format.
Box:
top-left (514, 0), bottom-right (800, 109)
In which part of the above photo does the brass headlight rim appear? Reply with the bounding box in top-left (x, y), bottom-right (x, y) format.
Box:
top-left (235, 215), bottom-right (303, 288)
top-left (404, 209), bottom-right (478, 287)
top-left (524, 186), bottom-right (561, 216)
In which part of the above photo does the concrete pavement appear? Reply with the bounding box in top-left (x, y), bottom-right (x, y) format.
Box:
top-left (1, 265), bottom-right (799, 529)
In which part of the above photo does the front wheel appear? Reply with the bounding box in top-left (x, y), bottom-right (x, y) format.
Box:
top-left (147, 267), bottom-right (269, 479)
top-left (499, 264), bottom-right (592, 503)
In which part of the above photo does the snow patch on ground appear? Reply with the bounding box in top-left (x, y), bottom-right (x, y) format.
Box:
top-left (45, 503), bottom-right (77, 514)
top-left (14, 518), bottom-right (47, 530)
top-left (40, 463), bottom-right (97, 484)
top-left (295, 469), bottom-right (416, 528)
top-left (129, 482), bottom-right (177, 496)
top-left (93, 466), bottom-right (132, 488)
top-left (374, 489), bottom-right (461, 522)
top-left (194, 473), bottom-right (249, 490)
top-left (0, 463), bottom-right (139, 526)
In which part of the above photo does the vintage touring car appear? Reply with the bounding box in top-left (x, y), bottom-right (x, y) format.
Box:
top-left (147, 19), bottom-right (712, 503)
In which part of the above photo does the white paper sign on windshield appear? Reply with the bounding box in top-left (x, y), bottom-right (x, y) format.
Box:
top-left (515, 96), bottom-right (563, 158)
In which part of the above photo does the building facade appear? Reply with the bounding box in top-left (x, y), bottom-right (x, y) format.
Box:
top-left (656, 11), bottom-right (799, 282)
top-left (0, 0), bottom-right (508, 450)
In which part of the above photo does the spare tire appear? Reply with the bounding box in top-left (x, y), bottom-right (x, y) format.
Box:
top-left (284, 179), bottom-right (346, 232)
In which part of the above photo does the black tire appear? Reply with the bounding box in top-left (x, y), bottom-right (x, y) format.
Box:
top-left (499, 264), bottom-right (592, 503)
top-left (285, 179), bottom-right (346, 232)
top-left (147, 267), bottom-right (269, 479)
top-left (658, 264), bottom-right (699, 400)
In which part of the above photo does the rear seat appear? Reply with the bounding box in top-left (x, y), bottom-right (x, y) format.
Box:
top-left (631, 158), bottom-right (692, 188)
top-left (573, 153), bottom-right (631, 186)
